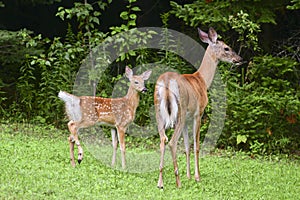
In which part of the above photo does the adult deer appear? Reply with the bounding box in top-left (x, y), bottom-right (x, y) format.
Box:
top-left (155, 27), bottom-right (243, 188)
top-left (59, 66), bottom-right (152, 168)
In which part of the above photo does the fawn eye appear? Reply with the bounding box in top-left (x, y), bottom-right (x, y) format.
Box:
top-left (224, 47), bottom-right (230, 51)
top-left (134, 81), bottom-right (139, 84)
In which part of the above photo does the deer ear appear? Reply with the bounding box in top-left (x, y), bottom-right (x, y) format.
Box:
top-left (142, 70), bottom-right (152, 80)
top-left (125, 66), bottom-right (133, 80)
top-left (208, 27), bottom-right (218, 43)
top-left (198, 28), bottom-right (210, 44)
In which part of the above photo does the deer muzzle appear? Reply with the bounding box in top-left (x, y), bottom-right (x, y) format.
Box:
top-left (233, 56), bottom-right (244, 65)
top-left (141, 88), bottom-right (148, 93)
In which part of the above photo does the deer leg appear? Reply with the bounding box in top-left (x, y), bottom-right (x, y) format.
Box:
top-left (158, 131), bottom-right (168, 188)
top-left (67, 121), bottom-right (83, 165)
top-left (75, 137), bottom-right (83, 164)
top-left (111, 128), bottom-right (118, 167)
top-left (156, 112), bottom-right (168, 189)
top-left (116, 126), bottom-right (126, 169)
top-left (68, 135), bottom-right (75, 167)
top-left (169, 122), bottom-right (184, 188)
top-left (193, 116), bottom-right (201, 182)
top-left (67, 121), bottom-right (76, 166)
top-left (183, 125), bottom-right (190, 179)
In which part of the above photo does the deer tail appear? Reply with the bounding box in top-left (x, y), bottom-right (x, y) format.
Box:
top-left (156, 79), bottom-right (179, 129)
top-left (58, 91), bottom-right (82, 122)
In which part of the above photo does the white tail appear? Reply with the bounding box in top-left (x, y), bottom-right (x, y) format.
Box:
top-left (58, 91), bottom-right (82, 122)
top-left (155, 27), bottom-right (243, 188)
top-left (59, 66), bottom-right (152, 167)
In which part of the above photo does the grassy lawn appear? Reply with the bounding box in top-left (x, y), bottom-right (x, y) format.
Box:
top-left (0, 123), bottom-right (299, 199)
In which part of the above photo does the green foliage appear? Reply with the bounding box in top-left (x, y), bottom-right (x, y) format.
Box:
top-left (56, 2), bottom-right (106, 32)
top-left (57, 1), bottom-right (111, 96)
top-left (228, 10), bottom-right (261, 51)
top-left (170, 0), bottom-right (281, 29)
top-left (0, 29), bottom-right (44, 117)
top-left (287, 0), bottom-right (300, 9)
top-left (0, 29), bottom-right (43, 73)
top-left (16, 34), bottom-right (86, 124)
top-left (113, 0), bottom-right (140, 33)
top-left (0, 79), bottom-right (7, 114)
top-left (169, 0), bottom-right (286, 56)
top-left (10, 1), bottom-right (112, 124)
top-left (109, 0), bottom-right (145, 62)
top-left (56, 1), bottom-right (110, 47)
top-left (221, 55), bottom-right (300, 154)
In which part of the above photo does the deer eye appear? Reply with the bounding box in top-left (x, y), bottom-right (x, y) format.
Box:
top-left (134, 81), bottom-right (139, 84)
top-left (224, 47), bottom-right (230, 51)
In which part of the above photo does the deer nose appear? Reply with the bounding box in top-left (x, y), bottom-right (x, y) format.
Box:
top-left (141, 88), bottom-right (148, 93)
top-left (233, 56), bottom-right (243, 65)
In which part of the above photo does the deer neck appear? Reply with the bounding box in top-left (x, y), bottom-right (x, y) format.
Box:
top-left (196, 45), bottom-right (219, 89)
top-left (125, 86), bottom-right (140, 107)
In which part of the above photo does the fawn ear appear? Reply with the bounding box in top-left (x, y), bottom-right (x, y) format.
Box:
top-left (125, 66), bottom-right (133, 80)
top-left (142, 70), bottom-right (152, 80)
top-left (208, 27), bottom-right (218, 43)
top-left (198, 28), bottom-right (210, 44)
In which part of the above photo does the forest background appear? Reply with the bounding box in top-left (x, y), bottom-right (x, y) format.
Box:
top-left (0, 0), bottom-right (299, 155)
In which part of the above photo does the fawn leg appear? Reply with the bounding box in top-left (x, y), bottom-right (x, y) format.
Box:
top-left (68, 135), bottom-right (75, 167)
top-left (111, 128), bottom-right (118, 166)
top-left (68, 121), bottom-right (83, 165)
top-left (75, 139), bottom-right (83, 164)
top-left (116, 126), bottom-right (126, 169)
top-left (67, 121), bottom-right (76, 167)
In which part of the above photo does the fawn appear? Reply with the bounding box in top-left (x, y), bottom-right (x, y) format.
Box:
top-left (59, 66), bottom-right (152, 167)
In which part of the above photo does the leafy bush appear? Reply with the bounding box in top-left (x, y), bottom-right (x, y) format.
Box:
top-left (16, 33), bottom-right (87, 125)
top-left (221, 55), bottom-right (300, 154)
top-left (0, 29), bottom-right (44, 117)
top-left (8, 1), bottom-right (110, 125)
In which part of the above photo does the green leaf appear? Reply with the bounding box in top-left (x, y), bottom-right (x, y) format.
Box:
top-left (129, 14), bottom-right (137, 20)
top-left (92, 17), bottom-right (100, 25)
top-left (131, 6), bottom-right (141, 11)
top-left (45, 61), bottom-right (51, 66)
top-left (120, 53), bottom-right (126, 61)
top-left (127, 20), bottom-right (136, 27)
top-left (120, 11), bottom-right (128, 20)
top-left (237, 135), bottom-right (247, 145)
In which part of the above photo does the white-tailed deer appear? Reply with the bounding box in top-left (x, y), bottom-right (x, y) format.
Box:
top-left (155, 27), bottom-right (243, 188)
top-left (59, 66), bottom-right (152, 167)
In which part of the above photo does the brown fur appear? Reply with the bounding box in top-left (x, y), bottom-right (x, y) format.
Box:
top-left (155, 28), bottom-right (243, 188)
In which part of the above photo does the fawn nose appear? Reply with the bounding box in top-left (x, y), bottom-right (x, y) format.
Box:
top-left (141, 88), bottom-right (148, 93)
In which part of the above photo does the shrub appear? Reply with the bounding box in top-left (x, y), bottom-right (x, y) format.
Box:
top-left (220, 55), bottom-right (300, 154)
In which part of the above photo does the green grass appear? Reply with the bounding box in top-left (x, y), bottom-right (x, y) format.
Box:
top-left (0, 123), bottom-right (299, 199)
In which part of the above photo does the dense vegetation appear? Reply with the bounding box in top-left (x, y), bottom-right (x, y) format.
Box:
top-left (0, 0), bottom-right (299, 155)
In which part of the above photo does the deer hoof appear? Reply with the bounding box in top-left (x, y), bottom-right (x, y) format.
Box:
top-left (157, 186), bottom-right (164, 190)
top-left (78, 159), bottom-right (82, 164)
